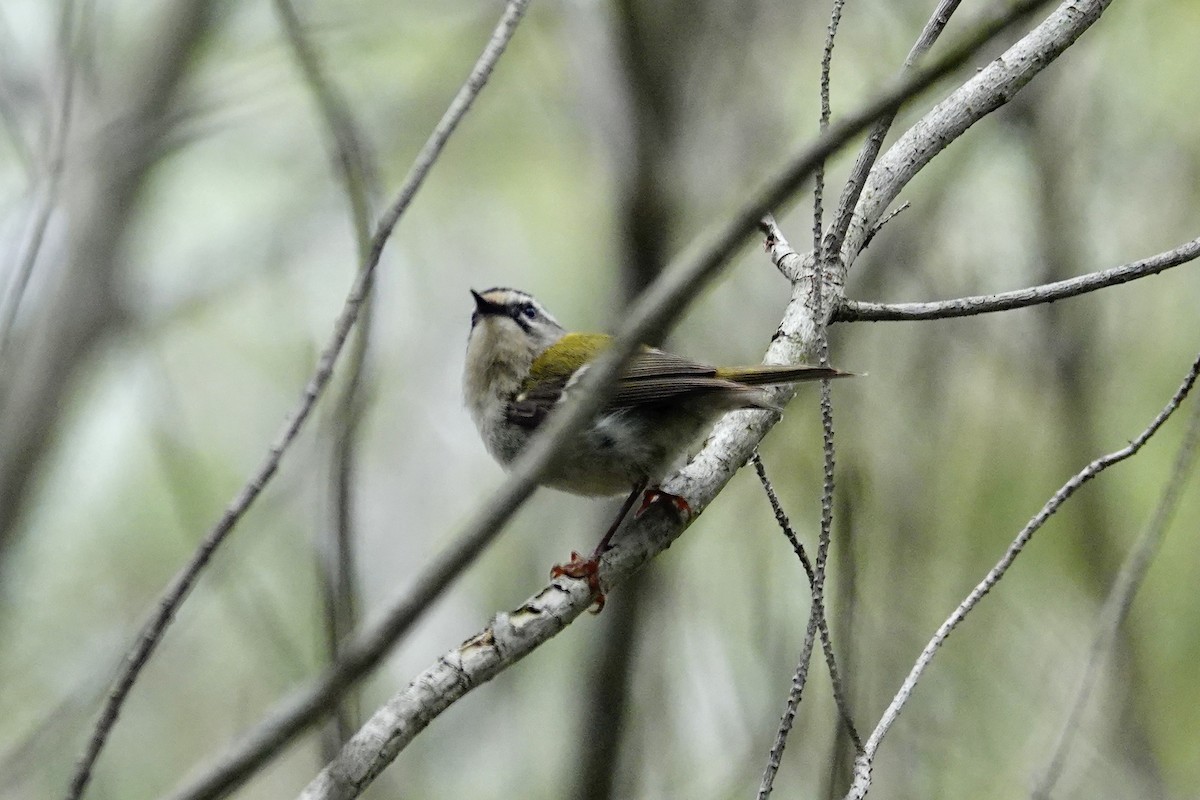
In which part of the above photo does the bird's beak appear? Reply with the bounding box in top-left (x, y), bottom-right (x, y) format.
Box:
top-left (471, 289), bottom-right (506, 319)
top-left (470, 289), bottom-right (507, 329)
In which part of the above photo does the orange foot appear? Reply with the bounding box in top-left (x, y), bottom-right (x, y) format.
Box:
top-left (635, 488), bottom-right (692, 520)
top-left (551, 551), bottom-right (606, 613)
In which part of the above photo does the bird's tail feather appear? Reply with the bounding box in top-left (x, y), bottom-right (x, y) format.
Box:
top-left (717, 364), bottom-right (856, 386)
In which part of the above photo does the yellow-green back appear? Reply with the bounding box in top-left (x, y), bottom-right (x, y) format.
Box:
top-left (524, 332), bottom-right (611, 389)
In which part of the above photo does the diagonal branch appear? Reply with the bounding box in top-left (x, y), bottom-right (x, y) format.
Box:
top-left (823, 0), bottom-right (964, 260)
top-left (833, 235), bottom-right (1200, 322)
top-left (839, 0), bottom-right (1116, 272)
top-left (843, 349), bottom-right (1200, 800)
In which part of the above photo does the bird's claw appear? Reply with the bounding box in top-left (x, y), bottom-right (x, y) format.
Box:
top-left (551, 551), bottom-right (606, 613)
top-left (549, 489), bottom-right (691, 615)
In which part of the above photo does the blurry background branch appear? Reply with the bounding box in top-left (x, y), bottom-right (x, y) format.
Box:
top-left (51, 4), bottom-right (228, 796)
top-left (0, 0), bottom-right (219, 559)
top-left (566, 1), bottom-right (688, 797)
top-left (270, 0), bottom-right (381, 764)
top-left (0, 0), bottom-right (82, 359)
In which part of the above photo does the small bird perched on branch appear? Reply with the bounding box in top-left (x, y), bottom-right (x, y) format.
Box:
top-left (463, 287), bottom-right (850, 608)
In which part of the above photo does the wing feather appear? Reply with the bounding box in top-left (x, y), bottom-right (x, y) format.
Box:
top-left (507, 339), bottom-right (835, 428)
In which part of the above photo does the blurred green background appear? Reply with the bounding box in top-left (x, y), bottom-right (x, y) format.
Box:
top-left (1, 1), bottom-right (1198, 798)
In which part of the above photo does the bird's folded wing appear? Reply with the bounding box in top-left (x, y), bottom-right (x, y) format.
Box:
top-left (509, 343), bottom-right (826, 427)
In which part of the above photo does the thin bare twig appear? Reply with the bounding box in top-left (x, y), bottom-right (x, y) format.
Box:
top-left (166, 17), bottom-right (1046, 799)
top-left (757, 521), bottom-right (822, 796)
top-left (833, 235), bottom-right (1200, 322)
top-left (813, 10), bottom-right (852, 793)
top-left (858, 200), bottom-right (910, 251)
top-left (752, 452), bottom-right (860, 800)
top-left (272, 0), bottom-right (375, 252)
top-left (1032, 396), bottom-right (1200, 799)
top-left (843, 349), bottom-right (1200, 800)
top-left (68, 2), bottom-right (532, 798)
top-left (752, 454), bottom-right (814, 576)
top-left (811, 0), bottom-right (846, 252)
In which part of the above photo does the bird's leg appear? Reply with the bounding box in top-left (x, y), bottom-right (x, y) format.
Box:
top-left (593, 479), bottom-right (648, 556)
top-left (635, 488), bottom-right (692, 519)
top-left (550, 479), bottom-right (648, 613)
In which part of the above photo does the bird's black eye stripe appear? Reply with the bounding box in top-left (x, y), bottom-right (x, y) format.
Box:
top-left (470, 292), bottom-right (539, 331)
top-left (509, 303), bottom-right (537, 326)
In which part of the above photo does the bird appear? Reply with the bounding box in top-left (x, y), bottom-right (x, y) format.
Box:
top-left (463, 286), bottom-right (850, 608)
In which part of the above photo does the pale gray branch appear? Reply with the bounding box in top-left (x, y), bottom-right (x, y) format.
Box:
top-left (843, 349), bottom-right (1200, 800)
top-left (840, 0), bottom-right (1115, 272)
top-left (823, 0), bottom-right (964, 258)
top-left (834, 235), bottom-right (1200, 322)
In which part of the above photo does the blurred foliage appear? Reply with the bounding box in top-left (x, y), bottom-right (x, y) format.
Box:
top-left (0, 0), bottom-right (1198, 799)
